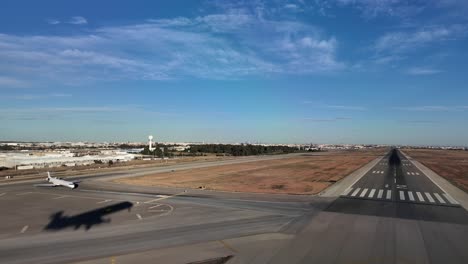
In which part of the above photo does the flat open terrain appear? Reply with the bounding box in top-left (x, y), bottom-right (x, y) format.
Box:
top-left (405, 149), bottom-right (468, 193)
top-left (0, 154), bottom-right (236, 184)
top-left (114, 150), bottom-right (385, 194)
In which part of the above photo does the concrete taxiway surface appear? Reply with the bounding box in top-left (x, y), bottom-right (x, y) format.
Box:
top-left (0, 149), bottom-right (467, 264)
top-left (0, 180), bottom-right (314, 264)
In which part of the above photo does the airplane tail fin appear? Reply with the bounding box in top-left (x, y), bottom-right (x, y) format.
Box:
top-left (47, 171), bottom-right (51, 181)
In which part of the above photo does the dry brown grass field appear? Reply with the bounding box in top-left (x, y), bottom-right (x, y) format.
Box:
top-left (404, 149), bottom-right (468, 193)
top-left (115, 149), bottom-right (386, 194)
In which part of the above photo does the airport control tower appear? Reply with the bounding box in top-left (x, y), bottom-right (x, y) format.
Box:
top-left (148, 135), bottom-right (156, 152)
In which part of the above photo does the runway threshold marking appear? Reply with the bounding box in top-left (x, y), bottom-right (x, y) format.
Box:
top-left (351, 188), bottom-right (361, 197)
top-left (443, 193), bottom-right (459, 205)
top-left (20, 225), bottom-right (29, 234)
top-left (408, 191), bottom-right (415, 201)
top-left (433, 193), bottom-right (446, 204)
top-left (416, 192), bottom-right (425, 202)
top-left (425, 192), bottom-right (435, 203)
top-left (399, 191), bottom-right (405, 201)
top-left (360, 188), bottom-right (368, 198)
top-left (368, 189), bottom-right (376, 198)
top-left (136, 214), bottom-right (142, 220)
top-left (377, 190), bottom-right (384, 199)
top-left (386, 190), bottom-right (392, 200)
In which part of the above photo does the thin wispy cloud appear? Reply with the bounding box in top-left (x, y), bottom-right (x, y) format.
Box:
top-left (0, 76), bottom-right (28, 88)
top-left (0, 9), bottom-right (344, 84)
top-left (1, 93), bottom-right (72, 100)
top-left (394, 106), bottom-right (468, 111)
top-left (336, 0), bottom-right (426, 19)
top-left (0, 106), bottom-right (127, 122)
top-left (0, 105), bottom-right (180, 121)
top-left (302, 117), bottom-right (352, 122)
top-left (374, 25), bottom-right (467, 54)
top-left (398, 120), bottom-right (441, 124)
top-left (46, 19), bottom-right (60, 25)
top-left (406, 67), bottom-right (442, 75)
top-left (68, 16), bottom-right (87, 25)
top-left (302, 101), bottom-right (368, 111)
top-left (324, 105), bottom-right (367, 111)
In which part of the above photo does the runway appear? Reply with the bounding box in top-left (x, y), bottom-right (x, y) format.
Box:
top-left (271, 149), bottom-right (468, 264)
top-left (0, 149), bottom-right (467, 264)
top-left (340, 149), bottom-right (460, 206)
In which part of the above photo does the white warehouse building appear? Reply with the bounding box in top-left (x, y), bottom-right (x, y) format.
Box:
top-left (0, 150), bottom-right (137, 170)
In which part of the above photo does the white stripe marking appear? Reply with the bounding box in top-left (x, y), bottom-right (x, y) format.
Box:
top-left (97, 199), bottom-right (112, 204)
top-left (425, 192), bottom-right (435, 203)
top-left (368, 189), bottom-right (376, 198)
top-left (416, 172), bottom-right (420, 175)
top-left (136, 214), bottom-right (142, 220)
top-left (144, 192), bottom-right (184, 204)
top-left (386, 190), bottom-right (392, 200)
top-left (416, 192), bottom-right (425, 202)
top-left (149, 204), bottom-right (163, 209)
top-left (443, 193), bottom-right (459, 205)
top-left (433, 193), bottom-right (446, 204)
top-left (20, 225), bottom-right (29, 234)
top-left (399, 191), bottom-right (405, 200)
top-left (16, 192), bottom-right (32, 196)
top-left (351, 188), bottom-right (361, 197)
top-left (360, 188), bottom-right (368, 198)
top-left (372, 171), bottom-right (376, 174)
top-left (408, 191), bottom-right (415, 201)
top-left (0, 193), bottom-right (5, 197)
top-left (52, 195), bottom-right (68, 200)
top-left (377, 189), bottom-right (384, 199)
top-left (381, 171), bottom-right (384, 174)
top-left (342, 188), bottom-right (353, 196)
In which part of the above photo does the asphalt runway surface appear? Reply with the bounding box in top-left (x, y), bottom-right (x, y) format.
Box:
top-left (271, 149), bottom-right (468, 264)
top-left (0, 150), bottom-right (467, 264)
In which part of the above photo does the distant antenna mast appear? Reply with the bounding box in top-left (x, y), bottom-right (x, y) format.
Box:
top-left (148, 135), bottom-right (156, 152)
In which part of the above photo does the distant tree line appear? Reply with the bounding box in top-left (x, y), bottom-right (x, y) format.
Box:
top-left (0, 145), bottom-right (14, 151)
top-left (188, 144), bottom-right (303, 156)
top-left (140, 144), bottom-right (172, 158)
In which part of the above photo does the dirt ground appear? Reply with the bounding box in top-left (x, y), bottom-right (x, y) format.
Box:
top-left (114, 149), bottom-right (385, 195)
top-left (404, 149), bottom-right (468, 193)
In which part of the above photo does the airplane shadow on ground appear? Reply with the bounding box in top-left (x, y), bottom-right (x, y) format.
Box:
top-left (44, 201), bottom-right (133, 231)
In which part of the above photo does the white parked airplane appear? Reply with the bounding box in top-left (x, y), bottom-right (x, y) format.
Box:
top-left (34, 172), bottom-right (80, 189)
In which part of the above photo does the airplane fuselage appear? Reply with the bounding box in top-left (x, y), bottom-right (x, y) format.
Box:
top-left (48, 177), bottom-right (77, 189)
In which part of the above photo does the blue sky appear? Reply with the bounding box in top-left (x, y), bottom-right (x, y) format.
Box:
top-left (1, 0), bottom-right (468, 145)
